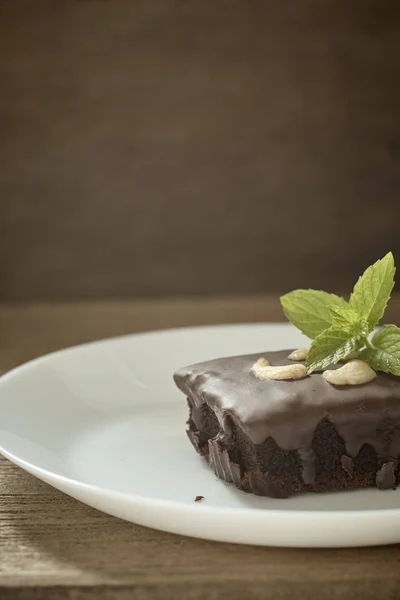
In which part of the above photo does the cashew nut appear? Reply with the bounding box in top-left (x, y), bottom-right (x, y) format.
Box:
top-left (323, 359), bottom-right (376, 386)
top-left (288, 347), bottom-right (309, 361)
top-left (252, 357), bottom-right (308, 380)
top-left (254, 357), bottom-right (270, 368)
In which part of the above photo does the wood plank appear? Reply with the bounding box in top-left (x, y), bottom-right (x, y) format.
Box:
top-left (2, 456), bottom-right (400, 598)
top-left (0, 296), bottom-right (284, 373)
top-left (1, 295), bottom-right (400, 372)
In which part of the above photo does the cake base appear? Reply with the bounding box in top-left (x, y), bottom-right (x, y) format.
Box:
top-left (187, 399), bottom-right (398, 499)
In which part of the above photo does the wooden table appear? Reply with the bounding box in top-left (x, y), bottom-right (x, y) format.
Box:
top-left (2, 298), bottom-right (400, 600)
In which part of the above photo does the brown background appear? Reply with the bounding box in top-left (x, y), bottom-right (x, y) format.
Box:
top-left (1, 0), bottom-right (400, 301)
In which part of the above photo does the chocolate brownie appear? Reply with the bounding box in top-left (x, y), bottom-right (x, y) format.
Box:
top-left (173, 349), bottom-right (400, 498)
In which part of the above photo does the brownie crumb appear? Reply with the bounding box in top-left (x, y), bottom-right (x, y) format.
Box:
top-left (194, 495), bottom-right (204, 502)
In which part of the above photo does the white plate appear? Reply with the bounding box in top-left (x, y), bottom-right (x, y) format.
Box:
top-left (1, 323), bottom-right (400, 548)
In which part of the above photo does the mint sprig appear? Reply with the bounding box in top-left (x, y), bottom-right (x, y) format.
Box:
top-left (280, 290), bottom-right (348, 340)
top-left (280, 252), bottom-right (398, 375)
top-left (359, 325), bottom-right (400, 376)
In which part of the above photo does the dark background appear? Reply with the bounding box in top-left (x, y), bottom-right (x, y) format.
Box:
top-left (1, 0), bottom-right (399, 301)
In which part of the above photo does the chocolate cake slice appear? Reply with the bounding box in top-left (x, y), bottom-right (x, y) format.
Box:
top-left (174, 350), bottom-right (400, 498)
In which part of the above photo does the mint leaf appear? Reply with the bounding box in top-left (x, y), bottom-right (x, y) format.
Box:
top-left (328, 305), bottom-right (369, 336)
top-left (359, 348), bottom-right (400, 376)
top-left (306, 326), bottom-right (362, 373)
top-left (372, 324), bottom-right (400, 348)
top-left (280, 290), bottom-right (348, 340)
top-left (359, 325), bottom-right (400, 375)
top-left (349, 252), bottom-right (395, 330)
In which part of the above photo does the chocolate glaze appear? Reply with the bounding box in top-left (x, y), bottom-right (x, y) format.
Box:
top-left (174, 350), bottom-right (400, 487)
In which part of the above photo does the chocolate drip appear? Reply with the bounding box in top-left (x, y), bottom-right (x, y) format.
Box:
top-left (341, 455), bottom-right (354, 477)
top-left (298, 447), bottom-right (316, 485)
top-left (175, 350), bottom-right (400, 489)
top-left (376, 462), bottom-right (397, 490)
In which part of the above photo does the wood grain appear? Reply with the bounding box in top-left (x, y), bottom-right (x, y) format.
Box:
top-left (1, 295), bottom-right (400, 373)
top-left (1, 0), bottom-right (400, 300)
top-left (2, 298), bottom-right (400, 599)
